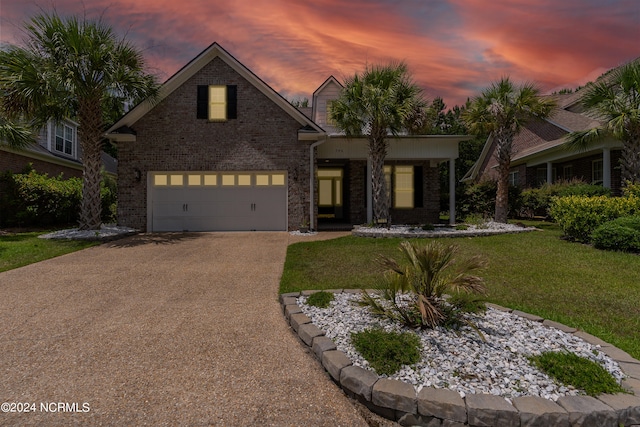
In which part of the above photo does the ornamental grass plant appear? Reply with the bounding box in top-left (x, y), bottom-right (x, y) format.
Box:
top-left (357, 240), bottom-right (487, 329)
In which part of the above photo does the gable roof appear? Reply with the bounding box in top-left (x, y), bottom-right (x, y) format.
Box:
top-left (312, 75), bottom-right (343, 98)
top-left (106, 42), bottom-right (324, 140)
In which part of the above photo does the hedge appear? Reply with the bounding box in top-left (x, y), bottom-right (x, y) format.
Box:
top-left (520, 181), bottom-right (610, 219)
top-left (549, 194), bottom-right (640, 242)
top-left (0, 170), bottom-right (117, 227)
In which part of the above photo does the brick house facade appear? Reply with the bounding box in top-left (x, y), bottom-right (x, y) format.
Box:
top-left (464, 91), bottom-right (624, 194)
top-left (107, 43), bottom-right (466, 232)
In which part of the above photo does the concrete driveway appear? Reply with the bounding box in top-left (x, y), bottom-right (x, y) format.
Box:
top-left (0, 232), bottom-right (368, 426)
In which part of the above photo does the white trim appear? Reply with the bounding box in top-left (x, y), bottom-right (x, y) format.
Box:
top-left (449, 158), bottom-right (456, 225)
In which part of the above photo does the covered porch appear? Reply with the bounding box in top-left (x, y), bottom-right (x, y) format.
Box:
top-left (310, 135), bottom-right (468, 230)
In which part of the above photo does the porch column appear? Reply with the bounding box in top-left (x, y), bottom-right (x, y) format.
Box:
top-left (449, 158), bottom-right (456, 225)
top-left (366, 158), bottom-right (373, 223)
top-left (547, 162), bottom-right (553, 184)
top-left (603, 147), bottom-right (611, 189)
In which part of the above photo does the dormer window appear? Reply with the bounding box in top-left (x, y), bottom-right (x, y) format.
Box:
top-left (197, 85), bottom-right (237, 121)
top-left (55, 123), bottom-right (75, 156)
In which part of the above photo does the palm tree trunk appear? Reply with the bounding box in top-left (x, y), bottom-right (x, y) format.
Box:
top-left (369, 134), bottom-right (390, 225)
top-left (78, 98), bottom-right (104, 230)
top-left (494, 132), bottom-right (514, 223)
top-left (621, 131), bottom-right (640, 185)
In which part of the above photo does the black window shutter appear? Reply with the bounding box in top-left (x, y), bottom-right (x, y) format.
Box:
top-left (197, 85), bottom-right (208, 119)
top-left (414, 166), bottom-right (423, 208)
top-left (227, 85), bottom-right (237, 119)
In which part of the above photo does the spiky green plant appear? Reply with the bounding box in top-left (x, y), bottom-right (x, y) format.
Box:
top-left (358, 240), bottom-right (487, 329)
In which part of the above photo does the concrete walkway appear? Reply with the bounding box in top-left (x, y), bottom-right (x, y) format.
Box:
top-left (0, 232), bottom-right (368, 426)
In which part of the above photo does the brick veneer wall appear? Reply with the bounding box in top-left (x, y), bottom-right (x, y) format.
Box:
top-left (345, 160), bottom-right (440, 225)
top-left (0, 150), bottom-right (82, 179)
top-left (348, 160), bottom-right (367, 224)
top-left (117, 57), bottom-right (312, 231)
top-left (389, 161), bottom-right (440, 225)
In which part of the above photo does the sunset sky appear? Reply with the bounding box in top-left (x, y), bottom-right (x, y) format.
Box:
top-left (1, 0), bottom-right (638, 107)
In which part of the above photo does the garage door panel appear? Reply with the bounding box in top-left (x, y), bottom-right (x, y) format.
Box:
top-left (150, 172), bottom-right (287, 232)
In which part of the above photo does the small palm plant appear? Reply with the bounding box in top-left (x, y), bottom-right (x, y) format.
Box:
top-left (358, 241), bottom-right (487, 330)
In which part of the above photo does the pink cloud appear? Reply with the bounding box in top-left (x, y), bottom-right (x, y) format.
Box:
top-left (1, 0), bottom-right (638, 107)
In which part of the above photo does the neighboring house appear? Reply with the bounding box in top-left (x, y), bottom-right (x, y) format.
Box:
top-left (0, 118), bottom-right (117, 179)
top-left (463, 90), bottom-right (623, 193)
top-left (105, 42), bottom-right (468, 232)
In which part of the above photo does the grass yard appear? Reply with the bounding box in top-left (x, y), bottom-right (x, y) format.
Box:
top-left (0, 231), bottom-right (99, 272)
top-left (280, 221), bottom-right (640, 360)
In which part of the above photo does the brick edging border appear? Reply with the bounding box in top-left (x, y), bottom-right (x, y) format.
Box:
top-left (280, 289), bottom-right (640, 427)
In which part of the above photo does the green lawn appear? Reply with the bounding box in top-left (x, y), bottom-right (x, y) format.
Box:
top-left (0, 231), bottom-right (99, 272)
top-left (280, 221), bottom-right (640, 360)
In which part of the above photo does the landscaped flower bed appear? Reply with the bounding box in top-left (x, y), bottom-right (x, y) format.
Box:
top-left (297, 292), bottom-right (625, 402)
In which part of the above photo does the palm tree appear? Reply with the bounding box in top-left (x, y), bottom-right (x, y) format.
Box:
top-left (565, 59), bottom-right (640, 185)
top-left (330, 63), bottom-right (425, 224)
top-left (0, 115), bottom-right (35, 149)
top-left (0, 12), bottom-right (159, 230)
top-left (463, 78), bottom-right (556, 223)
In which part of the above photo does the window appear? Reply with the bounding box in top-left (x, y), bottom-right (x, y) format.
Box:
top-left (394, 166), bottom-right (414, 208)
top-left (383, 165), bottom-right (416, 209)
top-left (209, 86), bottom-right (227, 121)
top-left (203, 175), bottom-right (217, 186)
top-left (55, 124), bottom-right (75, 156)
top-left (256, 174), bottom-right (270, 186)
top-left (592, 159), bottom-right (603, 184)
top-left (271, 174), bottom-right (285, 186)
top-left (197, 85), bottom-right (237, 121)
top-left (563, 165), bottom-right (573, 180)
top-left (237, 174), bottom-right (251, 186)
top-left (317, 169), bottom-right (342, 207)
top-left (509, 171), bottom-right (519, 186)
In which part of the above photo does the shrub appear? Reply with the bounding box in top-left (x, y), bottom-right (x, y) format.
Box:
top-left (591, 216), bottom-right (640, 252)
top-left (351, 328), bottom-right (421, 375)
top-left (623, 182), bottom-right (640, 198)
top-left (306, 291), bottom-right (334, 308)
top-left (519, 180), bottom-right (610, 219)
top-left (549, 194), bottom-right (640, 242)
top-left (457, 180), bottom-right (522, 220)
top-left (529, 351), bottom-right (625, 396)
top-left (0, 170), bottom-right (117, 227)
top-left (0, 170), bottom-right (82, 226)
top-left (358, 241), bottom-right (487, 329)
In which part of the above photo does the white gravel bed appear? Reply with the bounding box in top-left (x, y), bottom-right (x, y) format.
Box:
top-left (354, 221), bottom-right (536, 236)
top-left (39, 224), bottom-right (137, 240)
top-left (298, 292), bottom-right (625, 402)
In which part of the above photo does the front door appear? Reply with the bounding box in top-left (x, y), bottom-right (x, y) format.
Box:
top-left (317, 168), bottom-right (343, 220)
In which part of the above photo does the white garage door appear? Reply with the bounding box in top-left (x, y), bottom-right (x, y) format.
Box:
top-left (149, 171), bottom-right (287, 232)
